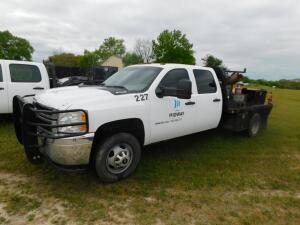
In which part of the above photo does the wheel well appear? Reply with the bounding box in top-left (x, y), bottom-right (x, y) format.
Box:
top-left (89, 118), bottom-right (145, 166)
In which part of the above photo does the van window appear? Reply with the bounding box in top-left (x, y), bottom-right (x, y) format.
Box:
top-left (9, 64), bottom-right (41, 83)
top-left (193, 69), bottom-right (217, 94)
top-left (0, 65), bottom-right (3, 82)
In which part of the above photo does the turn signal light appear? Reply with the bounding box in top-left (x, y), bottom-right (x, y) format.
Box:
top-left (80, 113), bottom-right (87, 132)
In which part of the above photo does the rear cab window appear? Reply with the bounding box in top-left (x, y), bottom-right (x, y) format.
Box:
top-left (193, 69), bottom-right (217, 94)
top-left (9, 64), bottom-right (42, 83)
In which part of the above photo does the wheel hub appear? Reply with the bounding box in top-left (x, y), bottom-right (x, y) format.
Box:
top-left (106, 143), bottom-right (133, 174)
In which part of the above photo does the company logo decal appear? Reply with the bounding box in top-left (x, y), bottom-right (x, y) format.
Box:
top-left (169, 111), bottom-right (184, 118)
top-left (154, 99), bottom-right (185, 125)
top-left (173, 99), bottom-right (181, 109)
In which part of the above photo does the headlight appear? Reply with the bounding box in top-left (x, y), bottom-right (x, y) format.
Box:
top-left (57, 111), bottom-right (87, 133)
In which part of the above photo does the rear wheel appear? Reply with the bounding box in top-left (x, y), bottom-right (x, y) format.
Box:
top-left (94, 133), bottom-right (141, 183)
top-left (247, 113), bottom-right (262, 137)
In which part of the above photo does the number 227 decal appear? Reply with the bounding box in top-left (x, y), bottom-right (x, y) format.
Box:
top-left (134, 94), bottom-right (148, 102)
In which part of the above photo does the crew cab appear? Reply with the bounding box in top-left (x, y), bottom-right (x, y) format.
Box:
top-left (0, 60), bottom-right (50, 114)
top-left (13, 64), bottom-right (273, 182)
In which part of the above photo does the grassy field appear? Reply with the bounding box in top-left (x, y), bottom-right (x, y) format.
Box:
top-left (0, 87), bottom-right (299, 225)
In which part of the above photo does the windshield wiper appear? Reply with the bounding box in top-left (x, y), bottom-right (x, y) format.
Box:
top-left (104, 85), bottom-right (128, 91)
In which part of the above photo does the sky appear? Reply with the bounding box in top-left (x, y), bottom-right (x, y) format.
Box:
top-left (0, 0), bottom-right (299, 80)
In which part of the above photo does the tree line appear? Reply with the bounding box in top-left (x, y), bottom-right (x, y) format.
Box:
top-left (0, 29), bottom-right (218, 67)
top-left (242, 76), bottom-right (300, 90)
top-left (1, 30), bottom-right (299, 90)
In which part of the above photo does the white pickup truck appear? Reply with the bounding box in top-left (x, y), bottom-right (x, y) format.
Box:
top-left (0, 60), bottom-right (50, 114)
top-left (13, 64), bottom-right (273, 182)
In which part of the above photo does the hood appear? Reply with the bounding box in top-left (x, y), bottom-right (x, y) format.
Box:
top-left (34, 86), bottom-right (115, 110)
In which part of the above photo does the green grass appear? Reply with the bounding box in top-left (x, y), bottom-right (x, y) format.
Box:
top-left (0, 87), bottom-right (299, 224)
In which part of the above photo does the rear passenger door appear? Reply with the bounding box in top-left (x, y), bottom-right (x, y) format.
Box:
top-left (0, 63), bottom-right (9, 113)
top-left (192, 69), bottom-right (223, 132)
top-left (7, 63), bottom-right (46, 112)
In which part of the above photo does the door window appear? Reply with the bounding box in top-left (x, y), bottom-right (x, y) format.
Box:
top-left (193, 69), bottom-right (217, 94)
top-left (0, 65), bottom-right (3, 82)
top-left (9, 64), bottom-right (41, 83)
top-left (158, 69), bottom-right (190, 88)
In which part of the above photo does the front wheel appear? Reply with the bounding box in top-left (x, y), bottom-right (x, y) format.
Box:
top-left (94, 133), bottom-right (141, 183)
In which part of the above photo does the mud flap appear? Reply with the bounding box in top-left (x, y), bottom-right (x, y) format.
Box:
top-left (22, 104), bottom-right (43, 164)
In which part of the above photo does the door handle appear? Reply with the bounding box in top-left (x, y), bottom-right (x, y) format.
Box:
top-left (185, 101), bottom-right (195, 105)
top-left (33, 87), bottom-right (44, 90)
top-left (213, 98), bottom-right (221, 102)
top-left (0, 87), bottom-right (4, 90)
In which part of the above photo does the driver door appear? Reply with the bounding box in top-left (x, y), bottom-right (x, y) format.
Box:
top-left (149, 68), bottom-right (196, 143)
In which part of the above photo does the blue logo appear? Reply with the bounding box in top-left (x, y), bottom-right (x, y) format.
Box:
top-left (173, 99), bottom-right (181, 109)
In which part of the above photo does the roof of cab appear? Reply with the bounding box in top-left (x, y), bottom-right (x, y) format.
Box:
top-left (128, 63), bottom-right (211, 71)
top-left (0, 59), bottom-right (44, 66)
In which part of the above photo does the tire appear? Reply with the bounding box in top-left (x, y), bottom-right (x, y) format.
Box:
top-left (247, 113), bottom-right (262, 137)
top-left (94, 133), bottom-right (141, 183)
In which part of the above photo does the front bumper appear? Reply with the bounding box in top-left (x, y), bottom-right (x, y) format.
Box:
top-left (13, 95), bottom-right (93, 170)
top-left (39, 133), bottom-right (94, 166)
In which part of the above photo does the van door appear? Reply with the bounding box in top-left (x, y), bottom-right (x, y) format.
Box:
top-left (0, 63), bottom-right (9, 113)
top-left (7, 62), bottom-right (47, 112)
top-left (192, 69), bottom-right (223, 131)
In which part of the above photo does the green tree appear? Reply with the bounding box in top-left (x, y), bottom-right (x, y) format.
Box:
top-left (0, 30), bottom-right (34, 61)
top-left (98, 37), bottom-right (126, 61)
top-left (152, 29), bottom-right (195, 65)
top-left (123, 52), bottom-right (143, 66)
top-left (80, 50), bottom-right (101, 68)
top-left (202, 54), bottom-right (224, 67)
top-left (48, 53), bottom-right (82, 67)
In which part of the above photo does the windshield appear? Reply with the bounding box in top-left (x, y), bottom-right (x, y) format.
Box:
top-left (103, 66), bottom-right (163, 92)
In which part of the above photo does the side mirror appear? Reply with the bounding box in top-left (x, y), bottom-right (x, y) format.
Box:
top-left (176, 79), bottom-right (192, 99)
top-left (155, 79), bottom-right (192, 99)
top-left (155, 86), bottom-right (164, 98)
